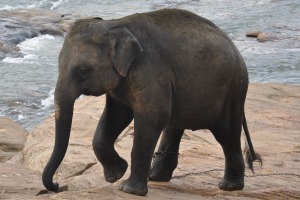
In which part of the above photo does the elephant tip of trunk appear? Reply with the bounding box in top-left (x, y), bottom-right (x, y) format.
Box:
top-left (42, 174), bottom-right (59, 192)
top-left (45, 182), bottom-right (59, 192)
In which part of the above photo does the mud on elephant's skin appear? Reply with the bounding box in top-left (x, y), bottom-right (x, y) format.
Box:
top-left (42, 9), bottom-right (262, 196)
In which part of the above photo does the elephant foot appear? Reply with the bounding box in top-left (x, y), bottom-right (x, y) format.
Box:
top-left (118, 178), bottom-right (148, 196)
top-left (149, 151), bottom-right (179, 182)
top-left (104, 157), bottom-right (128, 183)
top-left (218, 178), bottom-right (244, 191)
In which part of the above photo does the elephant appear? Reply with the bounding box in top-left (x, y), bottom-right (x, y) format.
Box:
top-left (42, 8), bottom-right (262, 196)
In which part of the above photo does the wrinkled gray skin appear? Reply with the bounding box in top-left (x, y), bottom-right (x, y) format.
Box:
top-left (42, 9), bottom-right (258, 196)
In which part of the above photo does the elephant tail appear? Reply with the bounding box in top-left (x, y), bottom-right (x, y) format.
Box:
top-left (242, 112), bottom-right (263, 172)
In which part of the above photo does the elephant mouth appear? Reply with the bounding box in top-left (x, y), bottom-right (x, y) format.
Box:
top-left (82, 90), bottom-right (104, 97)
top-left (81, 86), bottom-right (107, 97)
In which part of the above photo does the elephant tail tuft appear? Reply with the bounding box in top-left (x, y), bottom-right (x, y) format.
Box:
top-left (244, 144), bottom-right (263, 172)
top-left (242, 112), bottom-right (263, 172)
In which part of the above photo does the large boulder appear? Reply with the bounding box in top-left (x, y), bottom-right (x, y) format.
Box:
top-left (17, 83), bottom-right (300, 199)
top-left (0, 117), bottom-right (28, 162)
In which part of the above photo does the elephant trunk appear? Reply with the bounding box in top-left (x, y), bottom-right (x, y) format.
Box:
top-left (42, 87), bottom-right (75, 192)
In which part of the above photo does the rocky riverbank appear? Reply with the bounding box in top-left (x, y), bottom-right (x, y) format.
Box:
top-left (0, 9), bottom-right (75, 59)
top-left (1, 83), bottom-right (300, 199)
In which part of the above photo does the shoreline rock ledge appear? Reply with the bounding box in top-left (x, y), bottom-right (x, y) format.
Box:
top-left (0, 9), bottom-right (75, 60)
top-left (1, 83), bottom-right (300, 200)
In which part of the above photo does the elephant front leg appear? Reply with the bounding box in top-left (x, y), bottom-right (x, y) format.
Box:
top-left (119, 114), bottom-right (167, 196)
top-left (93, 95), bottom-right (133, 183)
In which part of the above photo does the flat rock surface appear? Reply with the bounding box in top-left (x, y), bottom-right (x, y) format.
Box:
top-left (0, 163), bottom-right (44, 200)
top-left (1, 83), bottom-right (300, 199)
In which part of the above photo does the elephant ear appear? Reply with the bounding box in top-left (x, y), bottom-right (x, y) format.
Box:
top-left (108, 26), bottom-right (143, 77)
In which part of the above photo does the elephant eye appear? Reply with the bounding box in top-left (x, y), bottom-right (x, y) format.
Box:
top-left (77, 67), bottom-right (91, 80)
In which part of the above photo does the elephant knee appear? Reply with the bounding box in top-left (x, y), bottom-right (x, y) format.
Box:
top-left (92, 137), bottom-right (107, 156)
top-left (93, 135), bottom-right (118, 162)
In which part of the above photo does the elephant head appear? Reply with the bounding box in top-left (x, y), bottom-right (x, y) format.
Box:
top-left (42, 19), bottom-right (143, 191)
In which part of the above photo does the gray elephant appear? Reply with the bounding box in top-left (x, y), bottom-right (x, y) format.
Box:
top-left (42, 9), bottom-right (262, 196)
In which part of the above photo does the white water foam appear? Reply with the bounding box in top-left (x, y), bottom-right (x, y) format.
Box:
top-left (17, 114), bottom-right (26, 120)
top-left (0, 5), bottom-right (15, 10)
top-left (2, 34), bottom-right (56, 64)
top-left (3, 54), bottom-right (37, 64)
top-left (41, 89), bottom-right (55, 110)
top-left (50, 0), bottom-right (68, 10)
top-left (0, 3), bottom-right (39, 10)
top-left (0, 0), bottom-right (69, 11)
top-left (19, 34), bottom-right (56, 52)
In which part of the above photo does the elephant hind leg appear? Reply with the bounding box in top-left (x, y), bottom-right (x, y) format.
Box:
top-left (211, 104), bottom-right (245, 191)
top-left (149, 126), bottom-right (184, 182)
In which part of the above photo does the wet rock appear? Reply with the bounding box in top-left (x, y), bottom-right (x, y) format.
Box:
top-left (246, 30), bottom-right (279, 42)
top-left (0, 41), bottom-right (22, 59)
top-left (40, 24), bottom-right (65, 36)
top-left (5, 30), bottom-right (39, 45)
top-left (0, 117), bottom-right (28, 162)
top-left (0, 9), bottom-right (76, 60)
top-left (246, 30), bottom-right (262, 37)
top-left (257, 32), bottom-right (278, 42)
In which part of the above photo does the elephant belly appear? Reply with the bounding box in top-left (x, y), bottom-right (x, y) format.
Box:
top-left (168, 87), bottom-right (226, 130)
top-left (168, 111), bottom-right (216, 131)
